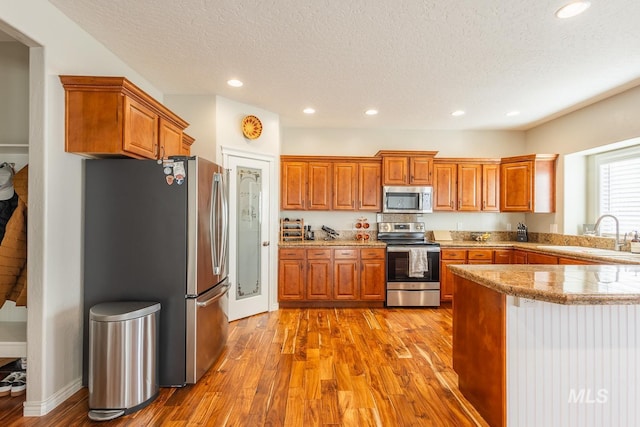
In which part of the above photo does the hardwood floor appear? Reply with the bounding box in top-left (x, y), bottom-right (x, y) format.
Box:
top-left (2, 307), bottom-right (488, 426)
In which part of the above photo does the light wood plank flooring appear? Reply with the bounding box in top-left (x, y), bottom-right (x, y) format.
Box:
top-left (2, 307), bottom-right (488, 426)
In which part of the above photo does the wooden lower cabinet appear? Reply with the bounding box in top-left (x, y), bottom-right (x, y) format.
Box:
top-left (558, 257), bottom-right (597, 265)
top-left (512, 250), bottom-right (528, 264)
top-left (360, 248), bottom-right (386, 300)
top-left (334, 249), bottom-right (359, 300)
top-left (278, 246), bottom-right (385, 304)
top-left (307, 249), bottom-right (333, 300)
top-left (493, 249), bottom-right (512, 264)
top-left (440, 249), bottom-right (467, 302)
top-left (526, 252), bottom-right (558, 264)
top-left (277, 249), bottom-right (306, 301)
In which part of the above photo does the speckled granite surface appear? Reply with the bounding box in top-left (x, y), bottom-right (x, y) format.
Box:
top-left (279, 240), bottom-right (386, 247)
top-left (449, 264), bottom-right (640, 305)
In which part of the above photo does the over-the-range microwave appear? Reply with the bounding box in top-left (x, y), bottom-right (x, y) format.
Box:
top-left (382, 185), bottom-right (433, 214)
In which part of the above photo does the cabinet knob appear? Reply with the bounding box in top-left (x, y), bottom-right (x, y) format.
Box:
top-left (262, 241), bottom-right (270, 246)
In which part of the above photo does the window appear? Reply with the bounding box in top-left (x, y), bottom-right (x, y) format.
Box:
top-left (589, 145), bottom-right (640, 236)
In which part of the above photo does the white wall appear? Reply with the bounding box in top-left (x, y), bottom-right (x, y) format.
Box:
top-left (525, 85), bottom-right (640, 234)
top-left (0, 0), bottom-right (168, 416)
top-left (282, 127), bottom-right (526, 157)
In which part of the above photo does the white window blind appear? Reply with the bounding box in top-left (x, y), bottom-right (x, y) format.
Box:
top-left (592, 147), bottom-right (640, 236)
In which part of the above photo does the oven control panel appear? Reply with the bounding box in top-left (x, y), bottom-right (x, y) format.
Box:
top-left (377, 222), bottom-right (425, 233)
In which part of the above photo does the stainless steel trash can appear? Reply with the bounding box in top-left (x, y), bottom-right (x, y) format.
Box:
top-left (88, 301), bottom-right (161, 421)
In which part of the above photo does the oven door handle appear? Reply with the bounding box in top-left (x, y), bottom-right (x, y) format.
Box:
top-left (386, 246), bottom-right (440, 253)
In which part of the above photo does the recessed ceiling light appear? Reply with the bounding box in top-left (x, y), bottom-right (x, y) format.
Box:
top-left (303, 107), bottom-right (316, 114)
top-left (365, 109), bottom-right (378, 116)
top-left (506, 111), bottom-right (520, 117)
top-left (227, 79), bottom-right (243, 87)
top-left (555, 1), bottom-right (591, 19)
top-left (451, 110), bottom-right (465, 117)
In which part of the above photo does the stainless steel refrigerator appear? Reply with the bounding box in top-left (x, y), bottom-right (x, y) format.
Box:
top-left (82, 157), bottom-right (229, 387)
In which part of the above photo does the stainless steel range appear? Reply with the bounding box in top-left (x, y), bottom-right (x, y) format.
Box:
top-left (377, 222), bottom-right (441, 307)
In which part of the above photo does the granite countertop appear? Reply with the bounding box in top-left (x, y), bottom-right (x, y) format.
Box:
top-left (279, 240), bottom-right (386, 247)
top-left (436, 241), bottom-right (640, 264)
top-left (449, 264), bottom-right (640, 305)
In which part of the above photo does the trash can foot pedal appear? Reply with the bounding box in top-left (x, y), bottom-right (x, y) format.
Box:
top-left (88, 409), bottom-right (125, 421)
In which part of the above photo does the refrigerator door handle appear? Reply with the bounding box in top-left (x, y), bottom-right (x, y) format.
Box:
top-left (210, 171), bottom-right (228, 277)
top-left (210, 173), bottom-right (220, 275)
top-left (219, 171), bottom-right (229, 275)
top-left (196, 280), bottom-right (230, 308)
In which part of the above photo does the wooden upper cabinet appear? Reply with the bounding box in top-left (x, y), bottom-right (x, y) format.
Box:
top-left (281, 161), bottom-right (308, 210)
top-left (123, 96), bottom-right (158, 158)
top-left (382, 156), bottom-right (408, 185)
top-left (281, 156), bottom-right (380, 211)
top-left (333, 162), bottom-right (357, 210)
top-left (377, 151), bottom-right (438, 185)
top-left (181, 133), bottom-right (195, 156)
top-left (308, 162), bottom-right (332, 210)
top-left (433, 162), bottom-right (457, 211)
top-left (457, 163), bottom-right (482, 211)
top-left (482, 163), bottom-right (500, 212)
top-left (409, 157), bottom-right (434, 185)
top-left (159, 117), bottom-right (184, 158)
top-left (500, 154), bottom-right (557, 213)
top-left (357, 162), bottom-right (382, 211)
top-left (60, 75), bottom-right (189, 159)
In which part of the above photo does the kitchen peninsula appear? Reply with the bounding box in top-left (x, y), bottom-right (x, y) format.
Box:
top-left (449, 263), bottom-right (640, 427)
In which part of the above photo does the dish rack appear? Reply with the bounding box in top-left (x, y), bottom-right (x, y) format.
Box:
top-left (280, 218), bottom-right (304, 242)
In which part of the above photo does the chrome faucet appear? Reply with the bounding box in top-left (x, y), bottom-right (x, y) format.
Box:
top-left (593, 214), bottom-right (623, 251)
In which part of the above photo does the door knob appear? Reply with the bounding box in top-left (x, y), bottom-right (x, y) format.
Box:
top-left (262, 241), bottom-right (270, 246)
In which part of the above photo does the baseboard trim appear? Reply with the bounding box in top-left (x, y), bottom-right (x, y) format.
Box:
top-left (23, 378), bottom-right (82, 417)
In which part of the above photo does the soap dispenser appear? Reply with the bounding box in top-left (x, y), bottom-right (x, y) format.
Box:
top-left (631, 231), bottom-right (640, 254)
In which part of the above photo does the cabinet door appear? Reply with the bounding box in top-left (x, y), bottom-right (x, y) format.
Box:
top-left (382, 157), bottom-right (408, 185)
top-left (360, 249), bottom-right (386, 300)
top-left (458, 163), bottom-right (482, 211)
top-left (159, 118), bottom-right (183, 158)
top-left (482, 164), bottom-right (500, 212)
top-left (558, 257), bottom-right (596, 265)
top-left (527, 252), bottom-right (558, 264)
top-left (307, 259), bottom-right (333, 299)
top-left (358, 162), bottom-right (382, 211)
top-left (333, 162), bottom-right (357, 210)
top-left (308, 162), bottom-right (332, 210)
top-left (281, 161), bottom-right (307, 210)
top-left (181, 133), bottom-right (195, 156)
top-left (500, 161), bottom-right (532, 212)
top-left (278, 259), bottom-right (305, 301)
top-left (334, 260), bottom-right (359, 299)
top-left (512, 250), bottom-right (528, 264)
top-left (409, 157), bottom-right (433, 185)
top-left (441, 259), bottom-right (465, 302)
top-left (493, 249), bottom-right (512, 264)
top-left (433, 163), bottom-right (457, 211)
top-left (123, 96), bottom-right (159, 158)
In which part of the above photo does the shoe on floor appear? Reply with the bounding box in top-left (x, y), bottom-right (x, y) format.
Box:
top-left (10, 372), bottom-right (26, 397)
top-left (0, 372), bottom-right (21, 397)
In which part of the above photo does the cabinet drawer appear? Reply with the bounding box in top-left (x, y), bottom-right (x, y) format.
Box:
top-left (307, 248), bottom-right (332, 259)
top-left (360, 248), bottom-right (385, 259)
top-left (333, 248), bottom-right (358, 259)
top-left (441, 249), bottom-right (467, 260)
top-left (467, 249), bottom-right (493, 261)
top-left (279, 248), bottom-right (305, 260)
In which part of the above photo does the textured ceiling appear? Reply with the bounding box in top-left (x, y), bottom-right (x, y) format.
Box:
top-left (46, 0), bottom-right (640, 130)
